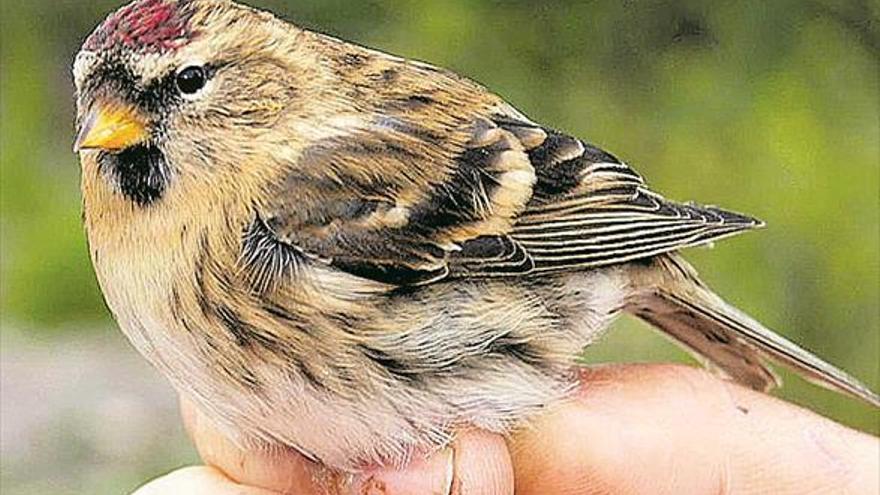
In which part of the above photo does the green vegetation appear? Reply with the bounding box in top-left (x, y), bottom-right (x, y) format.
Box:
top-left (1, 0), bottom-right (877, 492)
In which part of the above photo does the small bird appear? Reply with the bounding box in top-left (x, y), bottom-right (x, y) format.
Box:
top-left (74, 0), bottom-right (878, 471)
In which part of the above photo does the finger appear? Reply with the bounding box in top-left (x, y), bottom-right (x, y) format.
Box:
top-left (132, 466), bottom-right (279, 495)
top-left (509, 364), bottom-right (879, 495)
top-left (347, 430), bottom-right (514, 495)
top-left (183, 397), bottom-right (515, 494)
top-left (451, 430), bottom-right (514, 495)
top-left (181, 397), bottom-right (332, 494)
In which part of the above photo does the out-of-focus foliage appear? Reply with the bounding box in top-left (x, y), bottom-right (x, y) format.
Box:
top-left (1, 0), bottom-right (877, 493)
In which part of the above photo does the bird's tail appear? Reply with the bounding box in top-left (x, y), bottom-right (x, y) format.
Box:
top-left (627, 254), bottom-right (880, 408)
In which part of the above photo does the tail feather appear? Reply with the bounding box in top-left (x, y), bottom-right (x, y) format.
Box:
top-left (629, 255), bottom-right (880, 408)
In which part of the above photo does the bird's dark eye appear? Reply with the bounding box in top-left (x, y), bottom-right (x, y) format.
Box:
top-left (175, 66), bottom-right (207, 95)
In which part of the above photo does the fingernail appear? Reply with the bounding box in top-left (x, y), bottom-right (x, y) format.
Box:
top-left (442, 446), bottom-right (455, 495)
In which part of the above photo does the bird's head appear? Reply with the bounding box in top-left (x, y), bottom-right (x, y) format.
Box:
top-left (73, 0), bottom-right (319, 207)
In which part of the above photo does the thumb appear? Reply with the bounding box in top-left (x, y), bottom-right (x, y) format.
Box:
top-left (131, 466), bottom-right (279, 495)
top-left (509, 364), bottom-right (879, 495)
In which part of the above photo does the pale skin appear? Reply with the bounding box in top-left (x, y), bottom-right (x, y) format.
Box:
top-left (134, 364), bottom-right (879, 495)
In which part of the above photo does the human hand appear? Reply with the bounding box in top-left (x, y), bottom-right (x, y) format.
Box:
top-left (133, 364), bottom-right (879, 495)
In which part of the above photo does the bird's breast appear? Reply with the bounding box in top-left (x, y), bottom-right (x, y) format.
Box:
top-left (81, 160), bottom-right (243, 392)
top-left (85, 202), bottom-right (204, 379)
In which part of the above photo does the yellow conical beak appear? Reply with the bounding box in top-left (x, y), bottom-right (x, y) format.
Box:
top-left (74, 103), bottom-right (148, 152)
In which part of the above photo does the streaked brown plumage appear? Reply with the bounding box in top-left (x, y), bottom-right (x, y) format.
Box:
top-left (74, 0), bottom-right (879, 471)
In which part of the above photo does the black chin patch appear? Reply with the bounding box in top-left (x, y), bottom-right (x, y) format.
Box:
top-left (98, 144), bottom-right (169, 206)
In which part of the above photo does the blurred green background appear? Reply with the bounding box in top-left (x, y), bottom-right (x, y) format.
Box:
top-left (1, 0), bottom-right (877, 493)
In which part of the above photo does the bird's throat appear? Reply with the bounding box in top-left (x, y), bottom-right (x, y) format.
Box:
top-left (98, 143), bottom-right (170, 206)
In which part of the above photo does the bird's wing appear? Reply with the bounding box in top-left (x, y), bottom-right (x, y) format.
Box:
top-left (257, 99), bottom-right (537, 285)
top-left (452, 116), bottom-right (763, 277)
top-left (257, 106), bottom-right (760, 286)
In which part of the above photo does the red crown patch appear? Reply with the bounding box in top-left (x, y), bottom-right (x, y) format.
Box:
top-left (85, 0), bottom-right (196, 53)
